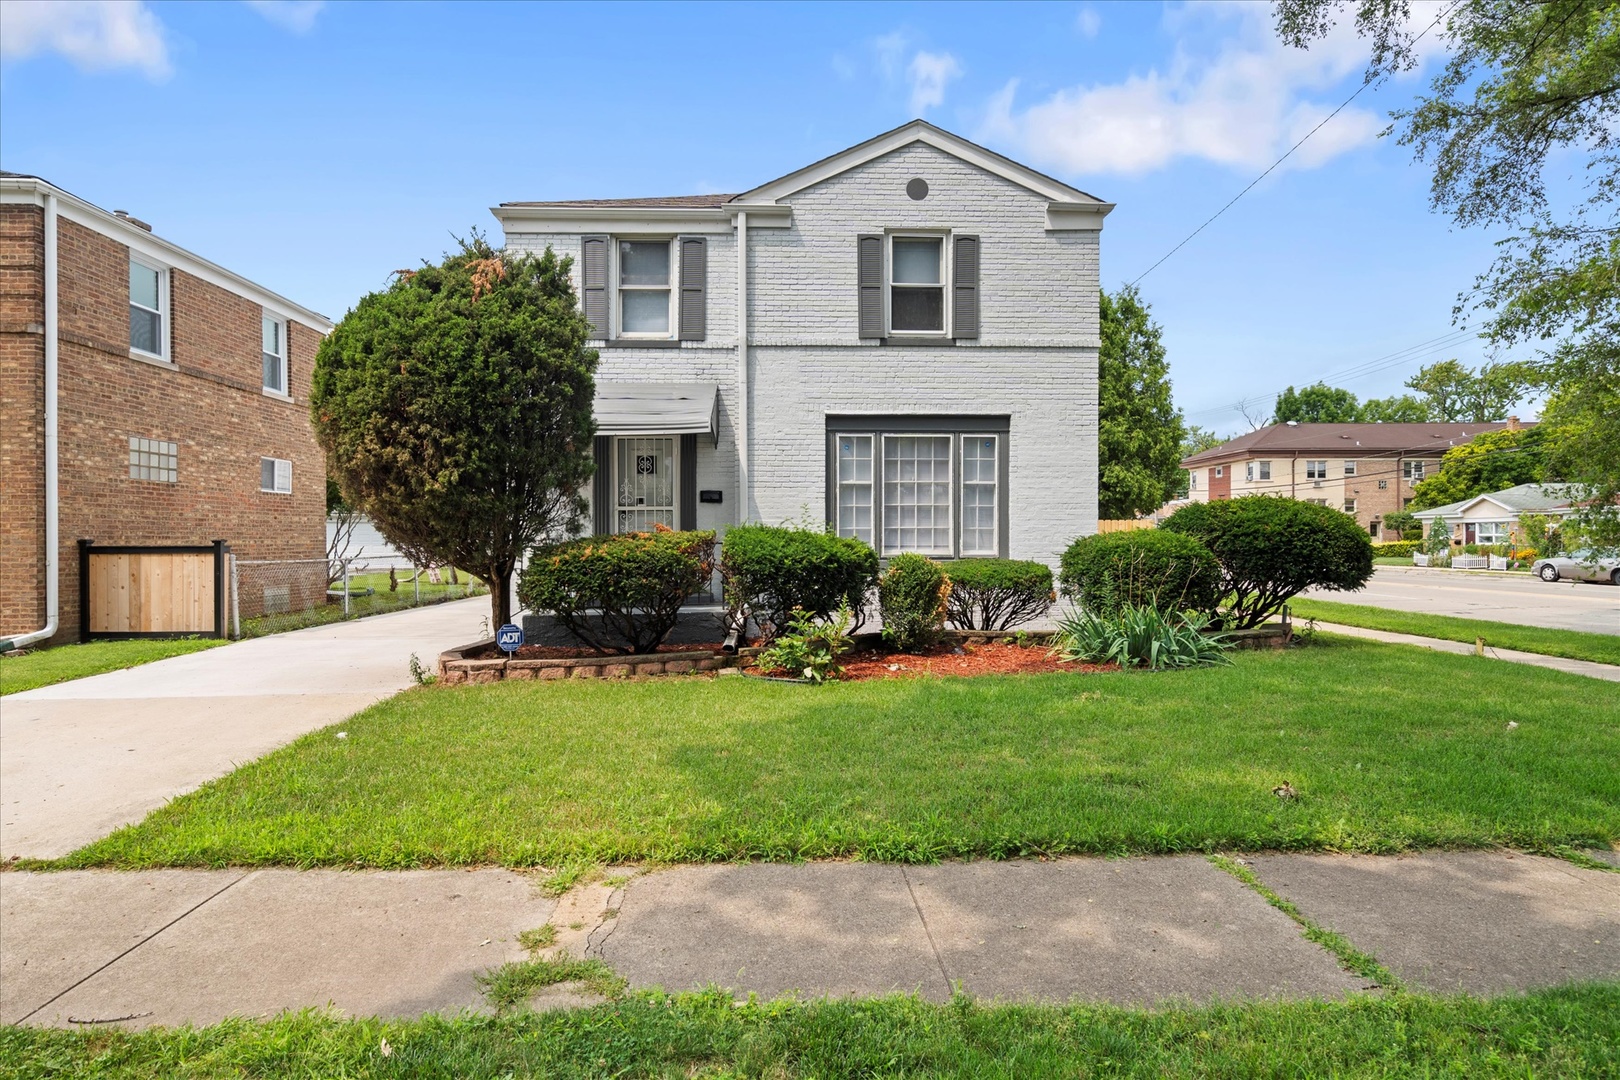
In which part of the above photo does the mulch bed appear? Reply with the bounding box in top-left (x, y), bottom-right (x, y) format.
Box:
top-left (467, 642), bottom-right (726, 661)
top-left (756, 641), bottom-right (1115, 681)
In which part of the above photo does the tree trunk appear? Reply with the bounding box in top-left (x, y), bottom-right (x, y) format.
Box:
top-left (489, 568), bottom-right (513, 631)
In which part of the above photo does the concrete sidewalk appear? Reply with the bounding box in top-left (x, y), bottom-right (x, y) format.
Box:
top-left (4, 853), bottom-right (1615, 1028)
top-left (1312, 621), bottom-right (1620, 682)
top-left (1, 598), bottom-right (487, 860)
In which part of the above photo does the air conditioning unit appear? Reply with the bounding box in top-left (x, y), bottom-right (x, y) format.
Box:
top-left (1313, 480), bottom-right (1324, 488)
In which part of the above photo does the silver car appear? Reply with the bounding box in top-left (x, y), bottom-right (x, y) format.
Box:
top-left (1533, 549), bottom-right (1620, 585)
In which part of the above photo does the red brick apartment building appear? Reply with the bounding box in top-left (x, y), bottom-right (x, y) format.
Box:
top-left (1, 173), bottom-right (333, 647)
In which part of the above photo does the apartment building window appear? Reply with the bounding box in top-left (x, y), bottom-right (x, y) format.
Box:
top-left (618, 240), bottom-right (673, 337)
top-left (1306, 460), bottom-right (1328, 480)
top-left (890, 235), bottom-right (946, 334)
top-left (129, 437), bottom-right (177, 483)
top-left (1403, 460), bottom-right (1427, 481)
top-left (1246, 460), bottom-right (1271, 482)
top-left (260, 456), bottom-right (292, 494)
top-left (1344, 498), bottom-right (1358, 514)
top-left (1306, 498), bottom-right (1329, 506)
top-left (262, 314), bottom-right (287, 394)
top-left (129, 258), bottom-right (167, 359)
top-left (1344, 460), bottom-right (1357, 476)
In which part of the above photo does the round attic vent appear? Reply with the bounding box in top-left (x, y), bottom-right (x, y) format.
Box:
top-left (906, 178), bottom-right (929, 200)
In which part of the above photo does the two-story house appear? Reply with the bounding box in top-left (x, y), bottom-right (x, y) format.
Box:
top-left (1180, 420), bottom-right (1523, 539)
top-left (1, 173), bottom-right (332, 647)
top-left (491, 121), bottom-right (1111, 567)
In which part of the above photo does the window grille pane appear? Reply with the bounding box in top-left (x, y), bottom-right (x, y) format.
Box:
top-left (891, 287), bottom-right (943, 332)
top-left (836, 435), bottom-right (874, 544)
top-left (263, 353), bottom-right (284, 392)
top-left (620, 290), bottom-right (670, 334)
top-left (130, 262), bottom-right (159, 310)
top-left (883, 435), bottom-right (951, 555)
top-left (961, 436), bottom-right (998, 554)
top-left (891, 238), bottom-right (941, 284)
top-left (619, 241), bottom-right (670, 286)
top-left (130, 306), bottom-right (160, 354)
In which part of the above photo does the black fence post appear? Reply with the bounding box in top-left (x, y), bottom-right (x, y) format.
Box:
top-left (78, 538), bottom-right (93, 643)
top-left (212, 540), bottom-right (227, 638)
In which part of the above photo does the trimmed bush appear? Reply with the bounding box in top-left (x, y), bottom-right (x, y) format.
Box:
top-left (943, 558), bottom-right (1055, 631)
top-left (1161, 496), bottom-right (1374, 629)
top-left (518, 529), bottom-right (716, 655)
top-left (1058, 531), bottom-right (1220, 617)
top-left (720, 525), bottom-right (879, 639)
top-left (1372, 540), bottom-right (1422, 558)
top-left (878, 554), bottom-right (950, 652)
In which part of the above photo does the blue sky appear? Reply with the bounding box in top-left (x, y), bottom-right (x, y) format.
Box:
top-left (1, 0), bottom-right (1520, 434)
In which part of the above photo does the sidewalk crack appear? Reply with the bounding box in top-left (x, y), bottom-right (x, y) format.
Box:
top-left (901, 866), bottom-right (952, 999)
top-left (14, 871), bottom-right (250, 1025)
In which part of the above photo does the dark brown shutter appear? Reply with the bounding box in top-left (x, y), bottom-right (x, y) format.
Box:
top-left (857, 234), bottom-right (884, 339)
top-left (581, 236), bottom-right (609, 337)
top-left (678, 237), bottom-right (706, 341)
top-left (678, 433), bottom-right (698, 530)
top-left (952, 234), bottom-right (980, 340)
top-left (592, 435), bottom-right (612, 535)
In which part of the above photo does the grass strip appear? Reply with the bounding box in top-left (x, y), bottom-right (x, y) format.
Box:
top-left (0, 637), bottom-right (223, 696)
top-left (1288, 598), bottom-right (1620, 667)
top-left (1208, 854), bottom-right (1402, 990)
top-left (3, 984), bottom-right (1616, 1078)
top-left (477, 952), bottom-right (626, 1012)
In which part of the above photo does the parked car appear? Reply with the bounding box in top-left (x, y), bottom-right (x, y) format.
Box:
top-left (1532, 550), bottom-right (1620, 584)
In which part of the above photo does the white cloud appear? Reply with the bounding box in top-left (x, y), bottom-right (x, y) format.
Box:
top-left (0, 0), bottom-right (170, 80)
top-left (981, 1), bottom-right (1446, 177)
top-left (1075, 6), bottom-right (1101, 40)
top-left (244, 0), bottom-right (325, 34)
top-left (908, 50), bottom-right (962, 116)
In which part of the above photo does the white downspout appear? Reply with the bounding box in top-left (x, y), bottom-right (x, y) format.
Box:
top-left (2, 193), bottom-right (60, 651)
top-left (735, 210), bottom-right (750, 523)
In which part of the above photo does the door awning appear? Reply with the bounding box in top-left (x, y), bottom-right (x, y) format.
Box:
top-left (594, 381), bottom-right (719, 445)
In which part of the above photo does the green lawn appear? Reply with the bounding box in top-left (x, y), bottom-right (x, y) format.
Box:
top-left (0, 637), bottom-right (223, 696)
top-left (237, 571), bottom-right (485, 639)
top-left (57, 637), bottom-right (1620, 870)
top-left (1289, 598), bottom-right (1620, 667)
top-left (2, 985), bottom-right (1615, 1079)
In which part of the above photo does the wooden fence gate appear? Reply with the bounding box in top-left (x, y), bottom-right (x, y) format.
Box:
top-left (79, 539), bottom-right (229, 641)
top-left (1096, 519), bottom-right (1157, 534)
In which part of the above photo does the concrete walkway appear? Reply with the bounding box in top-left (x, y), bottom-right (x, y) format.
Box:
top-left (1312, 621), bottom-right (1620, 682)
top-left (0, 598), bottom-right (487, 860)
top-left (3, 853), bottom-right (1614, 1027)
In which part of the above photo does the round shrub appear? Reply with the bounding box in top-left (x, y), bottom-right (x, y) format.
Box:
top-left (1160, 496), bottom-right (1374, 629)
top-left (720, 525), bottom-right (879, 639)
top-left (943, 558), bottom-right (1055, 631)
top-left (518, 529), bottom-right (716, 655)
top-left (878, 554), bottom-right (950, 652)
top-left (1058, 530), bottom-right (1220, 617)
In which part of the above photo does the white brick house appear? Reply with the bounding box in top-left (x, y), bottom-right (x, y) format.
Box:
top-left (493, 121), bottom-right (1111, 567)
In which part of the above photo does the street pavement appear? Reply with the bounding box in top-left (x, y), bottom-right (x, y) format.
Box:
top-left (3, 853), bottom-right (1615, 1027)
top-left (0, 598), bottom-right (488, 860)
top-left (1305, 565), bottom-right (1619, 634)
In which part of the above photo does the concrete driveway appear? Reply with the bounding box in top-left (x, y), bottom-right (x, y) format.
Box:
top-left (1, 598), bottom-right (488, 860)
top-left (1306, 566), bottom-right (1620, 634)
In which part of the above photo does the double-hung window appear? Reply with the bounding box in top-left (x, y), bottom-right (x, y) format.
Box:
top-left (1306, 460), bottom-right (1328, 480)
top-left (129, 258), bottom-right (167, 359)
top-left (830, 419), bottom-right (1005, 557)
top-left (1246, 460), bottom-right (1271, 482)
top-left (889, 235), bottom-right (945, 334)
top-left (1403, 460), bottom-right (1427, 481)
top-left (1344, 460), bottom-right (1358, 476)
top-left (262, 314), bottom-right (287, 394)
top-left (618, 240), bottom-right (672, 337)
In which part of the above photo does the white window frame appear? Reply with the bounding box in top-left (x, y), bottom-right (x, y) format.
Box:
top-left (614, 237), bottom-right (676, 340)
top-left (1189, 471), bottom-right (1198, 491)
top-left (1306, 460), bottom-right (1328, 480)
top-left (260, 456), bottom-right (292, 494)
top-left (1344, 498), bottom-right (1358, 514)
top-left (129, 257), bottom-right (170, 362)
top-left (880, 432), bottom-right (955, 557)
top-left (1214, 466), bottom-right (1224, 478)
top-left (1475, 520), bottom-right (1510, 545)
top-left (834, 433), bottom-right (876, 546)
top-left (262, 313), bottom-right (288, 396)
top-left (1404, 460), bottom-right (1427, 481)
top-left (128, 436), bottom-right (178, 483)
top-left (610, 435), bottom-right (679, 533)
top-left (1344, 460), bottom-right (1357, 477)
top-left (960, 433), bottom-right (999, 556)
top-left (886, 232), bottom-right (950, 337)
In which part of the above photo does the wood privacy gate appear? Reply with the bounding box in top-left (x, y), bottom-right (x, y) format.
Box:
top-left (79, 539), bottom-right (229, 641)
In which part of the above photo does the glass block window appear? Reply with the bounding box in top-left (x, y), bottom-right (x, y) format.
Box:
top-left (961, 435), bottom-right (998, 555)
top-left (129, 259), bottom-right (165, 357)
top-left (882, 435), bottom-right (952, 555)
top-left (128, 437), bottom-right (177, 483)
top-left (835, 434), bottom-right (874, 545)
top-left (260, 456), bottom-right (292, 494)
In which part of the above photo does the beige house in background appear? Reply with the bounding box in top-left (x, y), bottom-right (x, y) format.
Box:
top-left (1181, 420), bottom-right (1524, 540)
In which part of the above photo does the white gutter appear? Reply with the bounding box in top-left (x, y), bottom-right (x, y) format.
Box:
top-left (2, 194), bottom-right (60, 651)
top-left (735, 210), bottom-right (750, 523)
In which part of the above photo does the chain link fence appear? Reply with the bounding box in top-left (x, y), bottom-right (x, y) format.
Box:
top-left (230, 556), bottom-right (487, 639)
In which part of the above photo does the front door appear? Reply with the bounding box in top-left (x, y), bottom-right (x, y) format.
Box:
top-left (614, 436), bottom-right (676, 533)
top-left (1464, 523), bottom-right (1477, 544)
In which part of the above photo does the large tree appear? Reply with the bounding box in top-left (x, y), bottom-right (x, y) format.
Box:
top-left (1098, 286), bottom-right (1186, 518)
top-left (1407, 426), bottom-right (1550, 509)
top-left (1276, 0), bottom-right (1619, 546)
top-left (1401, 358), bottom-right (1534, 422)
top-left (1274, 381), bottom-right (1362, 423)
top-left (1357, 393), bottom-right (1430, 423)
top-left (312, 238), bottom-right (598, 630)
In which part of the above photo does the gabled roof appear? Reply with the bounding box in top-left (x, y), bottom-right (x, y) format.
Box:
top-left (1411, 483), bottom-right (1583, 519)
top-left (1181, 422), bottom-right (1523, 468)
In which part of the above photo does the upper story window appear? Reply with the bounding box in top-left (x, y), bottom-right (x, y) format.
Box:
top-left (262, 314), bottom-right (287, 394)
top-left (129, 258), bottom-right (168, 359)
top-left (889, 235), bottom-right (946, 334)
top-left (618, 240), bottom-right (673, 337)
top-left (1306, 460), bottom-right (1328, 480)
top-left (1403, 460), bottom-right (1428, 481)
top-left (1344, 460), bottom-right (1358, 476)
top-left (1214, 466), bottom-right (1224, 478)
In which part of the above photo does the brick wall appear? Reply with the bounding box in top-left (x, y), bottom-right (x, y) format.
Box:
top-left (0, 206), bottom-right (326, 644)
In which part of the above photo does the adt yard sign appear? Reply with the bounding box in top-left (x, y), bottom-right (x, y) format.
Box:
top-left (497, 623), bottom-right (524, 656)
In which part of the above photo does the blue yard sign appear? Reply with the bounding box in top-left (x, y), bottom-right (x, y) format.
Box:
top-left (497, 623), bottom-right (524, 656)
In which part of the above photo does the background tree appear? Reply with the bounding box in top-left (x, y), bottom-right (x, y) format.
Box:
top-left (1274, 381), bottom-right (1362, 423)
top-left (1402, 358), bottom-right (1534, 422)
top-left (1382, 509), bottom-right (1422, 540)
top-left (1357, 393), bottom-right (1430, 423)
top-left (324, 477), bottom-right (362, 586)
top-left (1173, 425), bottom-right (1226, 498)
top-left (1275, 0), bottom-right (1618, 547)
top-left (312, 237), bottom-right (598, 630)
top-left (1408, 426), bottom-right (1550, 510)
top-left (1098, 286), bottom-right (1186, 517)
